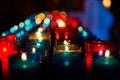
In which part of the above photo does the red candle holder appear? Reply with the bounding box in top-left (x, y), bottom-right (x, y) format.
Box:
top-left (85, 40), bottom-right (116, 54)
top-left (0, 34), bottom-right (17, 80)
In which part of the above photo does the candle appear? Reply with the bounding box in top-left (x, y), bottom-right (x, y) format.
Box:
top-left (21, 52), bottom-right (27, 61)
top-left (53, 40), bottom-right (82, 68)
top-left (54, 40), bottom-right (81, 53)
top-left (94, 50), bottom-right (119, 66)
top-left (85, 39), bottom-right (119, 79)
top-left (12, 52), bottom-right (38, 69)
top-left (10, 52), bottom-right (40, 80)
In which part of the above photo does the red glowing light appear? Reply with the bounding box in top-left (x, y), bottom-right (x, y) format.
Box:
top-left (85, 40), bottom-right (116, 54)
top-left (85, 52), bottom-right (92, 75)
top-left (67, 17), bottom-right (78, 28)
top-left (0, 34), bottom-right (17, 80)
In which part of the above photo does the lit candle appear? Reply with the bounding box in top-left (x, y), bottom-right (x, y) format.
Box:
top-left (11, 52), bottom-right (38, 70)
top-left (53, 39), bottom-right (81, 68)
top-left (21, 52), bottom-right (27, 61)
top-left (94, 49), bottom-right (119, 66)
top-left (54, 40), bottom-right (81, 53)
top-left (32, 47), bottom-right (36, 53)
top-left (105, 49), bottom-right (110, 58)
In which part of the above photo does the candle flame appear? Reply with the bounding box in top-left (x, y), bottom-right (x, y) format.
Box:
top-left (65, 46), bottom-right (69, 51)
top-left (57, 19), bottom-right (66, 28)
top-left (32, 47), bottom-right (36, 53)
top-left (21, 52), bottom-right (27, 61)
top-left (105, 50), bottom-right (110, 58)
top-left (3, 47), bottom-right (7, 52)
top-left (63, 40), bottom-right (68, 45)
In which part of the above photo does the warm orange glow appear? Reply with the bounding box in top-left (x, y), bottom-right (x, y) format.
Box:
top-left (21, 52), bottom-right (27, 61)
top-left (3, 47), bottom-right (7, 52)
top-left (55, 32), bottom-right (59, 40)
top-left (64, 32), bottom-right (68, 39)
top-left (103, 0), bottom-right (111, 8)
top-left (105, 49), bottom-right (110, 58)
top-left (35, 13), bottom-right (46, 20)
top-left (35, 18), bottom-right (42, 24)
top-left (57, 19), bottom-right (66, 28)
top-left (36, 31), bottom-right (42, 37)
top-left (59, 11), bottom-right (67, 20)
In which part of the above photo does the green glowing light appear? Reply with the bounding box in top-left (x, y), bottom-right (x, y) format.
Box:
top-left (94, 56), bottom-right (118, 66)
top-left (78, 26), bottom-right (83, 32)
top-left (22, 64), bottom-right (27, 69)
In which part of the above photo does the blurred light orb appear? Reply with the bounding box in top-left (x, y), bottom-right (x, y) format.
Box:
top-left (82, 31), bottom-right (88, 37)
top-left (103, 0), bottom-right (111, 8)
top-left (13, 25), bottom-right (18, 30)
top-left (19, 22), bottom-right (24, 28)
top-left (78, 26), bottom-right (83, 32)
top-left (1, 32), bottom-right (7, 37)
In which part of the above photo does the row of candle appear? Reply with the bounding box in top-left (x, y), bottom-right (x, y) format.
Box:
top-left (0, 38), bottom-right (119, 80)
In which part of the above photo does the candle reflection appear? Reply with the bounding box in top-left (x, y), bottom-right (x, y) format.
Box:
top-left (85, 52), bottom-right (92, 75)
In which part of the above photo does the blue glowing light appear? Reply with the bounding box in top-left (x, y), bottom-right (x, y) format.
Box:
top-left (10, 28), bottom-right (15, 33)
top-left (20, 30), bottom-right (25, 35)
top-left (38, 38), bottom-right (43, 42)
top-left (43, 23), bottom-right (50, 28)
top-left (63, 52), bottom-right (69, 56)
top-left (25, 24), bottom-right (33, 31)
top-left (1, 32), bottom-right (7, 37)
top-left (16, 33), bottom-right (21, 38)
top-left (36, 43), bottom-right (41, 48)
top-left (82, 31), bottom-right (88, 37)
top-left (64, 60), bottom-right (70, 66)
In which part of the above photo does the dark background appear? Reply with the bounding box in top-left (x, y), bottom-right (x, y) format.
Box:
top-left (0, 0), bottom-right (120, 42)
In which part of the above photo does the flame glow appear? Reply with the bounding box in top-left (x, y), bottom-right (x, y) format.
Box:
top-left (21, 52), bottom-right (27, 61)
top-left (63, 40), bottom-right (68, 45)
top-left (32, 47), bottom-right (36, 53)
top-left (105, 50), bottom-right (110, 58)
